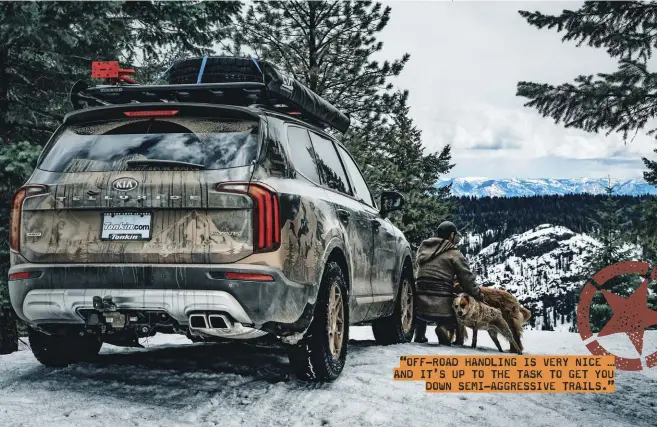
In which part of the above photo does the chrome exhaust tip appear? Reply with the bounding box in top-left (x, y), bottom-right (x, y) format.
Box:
top-left (208, 314), bottom-right (232, 330)
top-left (188, 312), bottom-right (264, 339)
top-left (189, 313), bottom-right (208, 329)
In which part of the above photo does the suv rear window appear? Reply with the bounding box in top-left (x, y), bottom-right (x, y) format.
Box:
top-left (38, 117), bottom-right (260, 172)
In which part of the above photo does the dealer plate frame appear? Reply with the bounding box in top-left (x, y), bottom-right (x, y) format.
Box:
top-left (100, 211), bottom-right (153, 242)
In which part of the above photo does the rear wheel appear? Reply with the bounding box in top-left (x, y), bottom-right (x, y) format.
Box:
top-left (287, 261), bottom-right (349, 382)
top-left (372, 266), bottom-right (416, 345)
top-left (28, 326), bottom-right (102, 367)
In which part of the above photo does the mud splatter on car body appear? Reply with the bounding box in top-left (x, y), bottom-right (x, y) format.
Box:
top-left (9, 63), bottom-right (413, 380)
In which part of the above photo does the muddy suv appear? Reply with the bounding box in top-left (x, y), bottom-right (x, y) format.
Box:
top-left (8, 57), bottom-right (416, 381)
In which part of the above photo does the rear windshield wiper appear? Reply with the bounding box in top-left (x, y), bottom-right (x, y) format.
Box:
top-left (125, 159), bottom-right (206, 169)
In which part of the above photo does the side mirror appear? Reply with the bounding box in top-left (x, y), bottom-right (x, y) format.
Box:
top-left (380, 190), bottom-right (405, 218)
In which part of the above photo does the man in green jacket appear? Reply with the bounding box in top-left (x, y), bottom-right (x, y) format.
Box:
top-left (413, 221), bottom-right (484, 345)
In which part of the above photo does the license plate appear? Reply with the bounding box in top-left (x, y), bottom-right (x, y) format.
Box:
top-left (101, 212), bottom-right (152, 241)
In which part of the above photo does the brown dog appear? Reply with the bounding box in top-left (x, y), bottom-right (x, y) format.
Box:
top-left (453, 293), bottom-right (522, 354)
top-left (454, 281), bottom-right (531, 352)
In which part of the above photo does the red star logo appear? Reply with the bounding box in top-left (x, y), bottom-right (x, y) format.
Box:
top-left (597, 279), bottom-right (657, 355)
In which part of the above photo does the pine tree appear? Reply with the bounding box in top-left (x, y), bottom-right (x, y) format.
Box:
top-left (0, 1), bottom-right (241, 143)
top-left (516, 2), bottom-right (657, 256)
top-left (229, 1), bottom-right (408, 125)
top-left (516, 2), bottom-right (657, 328)
top-left (584, 183), bottom-right (634, 277)
top-left (542, 299), bottom-right (553, 331)
top-left (0, 1), bottom-right (241, 354)
top-left (582, 182), bottom-right (639, 331)
top-left (229, 1), bottom-right (453, 249)
top-left (367, 92), bottom-right (453, 248)
top-left (641, 201), bottom-right (657, 313)
top-left (637, 195), bottom-right (657, 263)
top-left (0, 140), bottom-right (40, 354)
top-left (569, 290), bottom-right (579, 333)
top-left (450, 193), bottom-right (647, 240)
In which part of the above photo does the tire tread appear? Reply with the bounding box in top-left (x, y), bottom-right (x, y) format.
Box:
top-left (28, 327), bottom-right (102, 367)
top-left (288, 261), bottom-right (349, 382)
top-left (372, 264), bottom-right (415, 345)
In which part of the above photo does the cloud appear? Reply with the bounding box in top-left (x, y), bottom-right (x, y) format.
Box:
top-left (470, 131), bottom-right (523, 151)
top-left (377, 1), bottom-right (657, 179)
top-left (417, 103), bottom-right (656, 179)
top-left (447, 155), bottom-right (646, 180)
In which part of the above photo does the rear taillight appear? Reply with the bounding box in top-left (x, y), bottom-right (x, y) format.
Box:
top-left (216, 182), bottom-right (281, 253)
top-left (224, 272), bottom-right (274, 282)
top-left (10, 185), bottom-right (48, 252)
top-left (8, 271), bottom-right (41, 280)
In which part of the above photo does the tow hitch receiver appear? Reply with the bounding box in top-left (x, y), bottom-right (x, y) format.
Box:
top-left (82, 299), bottom-right (176, 334)
top-left (93, 296), bottom-right (117, 312)
top-left (90, 296), bottom-right (126, 328)
top-left (79, 297), bottom-right (182, 348)
top-left (103, 312), bottom-right (126, 328)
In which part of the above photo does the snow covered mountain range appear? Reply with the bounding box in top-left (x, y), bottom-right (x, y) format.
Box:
top-left (437, 177), bottom-right (657, 197)
top-left (464, 224), bottom-right (642, 331)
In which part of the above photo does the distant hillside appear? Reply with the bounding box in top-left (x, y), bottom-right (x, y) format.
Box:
top-left (451, 194), bottom-right (647, 255)
top-left (438, 177), bottom-right (657, 197)
top-left (469, 224), bottom-right (643, 331)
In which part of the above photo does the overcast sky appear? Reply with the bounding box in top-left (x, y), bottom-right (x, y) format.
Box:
top-left (376, 1), bottom-right (657, 180)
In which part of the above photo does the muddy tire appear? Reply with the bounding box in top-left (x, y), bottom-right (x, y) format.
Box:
top-left (287, 261), bottom-right (349, 382)
top-left (28, 327), bottom-right (102, 367)
top-left (371, 265), bottom-right (415, 345)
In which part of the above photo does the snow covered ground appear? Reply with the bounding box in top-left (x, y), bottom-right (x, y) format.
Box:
top-left (1, 328), bottom-right (656, 427)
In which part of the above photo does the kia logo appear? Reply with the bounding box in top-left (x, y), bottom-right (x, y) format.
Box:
top-left (112, 177), bottom-right (138, 191)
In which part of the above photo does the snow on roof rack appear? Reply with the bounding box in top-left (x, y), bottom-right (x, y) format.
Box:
top-left (70, 57), bottom-right (350, 133)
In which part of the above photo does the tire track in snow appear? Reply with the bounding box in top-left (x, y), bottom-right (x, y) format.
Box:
top-left (1, 330), bottom-right (656, 427)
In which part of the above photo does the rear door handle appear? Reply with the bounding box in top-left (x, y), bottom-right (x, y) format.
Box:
top-left (337, 209), bottom-right (350, 223)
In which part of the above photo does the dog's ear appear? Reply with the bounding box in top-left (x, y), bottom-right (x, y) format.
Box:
top-left (459, 294), bottom-right (470, 309)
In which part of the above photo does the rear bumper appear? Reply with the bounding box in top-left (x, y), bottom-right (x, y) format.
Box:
top-left (8, 263), bottom-right (316, 334)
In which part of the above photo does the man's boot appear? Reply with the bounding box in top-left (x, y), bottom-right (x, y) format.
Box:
top-left (436, 326), bottom-right (452, 346)
top-left (414, 321), bottom-right (428, 343)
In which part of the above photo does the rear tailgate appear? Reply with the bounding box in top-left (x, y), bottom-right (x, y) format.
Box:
top-left (19, 111), bottom-right (261, 264)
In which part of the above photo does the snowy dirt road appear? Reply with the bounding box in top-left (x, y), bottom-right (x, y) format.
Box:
top-left (1, 328), bottom-right (656, 427)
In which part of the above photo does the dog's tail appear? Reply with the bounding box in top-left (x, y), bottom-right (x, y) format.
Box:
top-left (520, 306), bottom-right (531, 323)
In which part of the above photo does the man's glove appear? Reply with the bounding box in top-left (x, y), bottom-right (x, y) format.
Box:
top-left (474, 289), bottom-right (485, 302)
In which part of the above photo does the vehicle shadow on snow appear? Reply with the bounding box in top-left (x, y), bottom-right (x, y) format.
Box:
top-left (84, 340), bottom-right (295, 382)
top-left (350, 338), bottom-right (515, 354)
top-left (15, 339), bottom-right (378, 408)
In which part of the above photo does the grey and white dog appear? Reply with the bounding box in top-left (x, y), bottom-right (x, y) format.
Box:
top-left (453, 293), bottom-right (522, 354)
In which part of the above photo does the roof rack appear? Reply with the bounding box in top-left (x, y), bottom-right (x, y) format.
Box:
top-left (69, 58), bottom-right (350, 133)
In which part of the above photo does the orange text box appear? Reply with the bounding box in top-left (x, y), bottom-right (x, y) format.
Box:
top-left (393, 355), bottom-right (615, 393)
